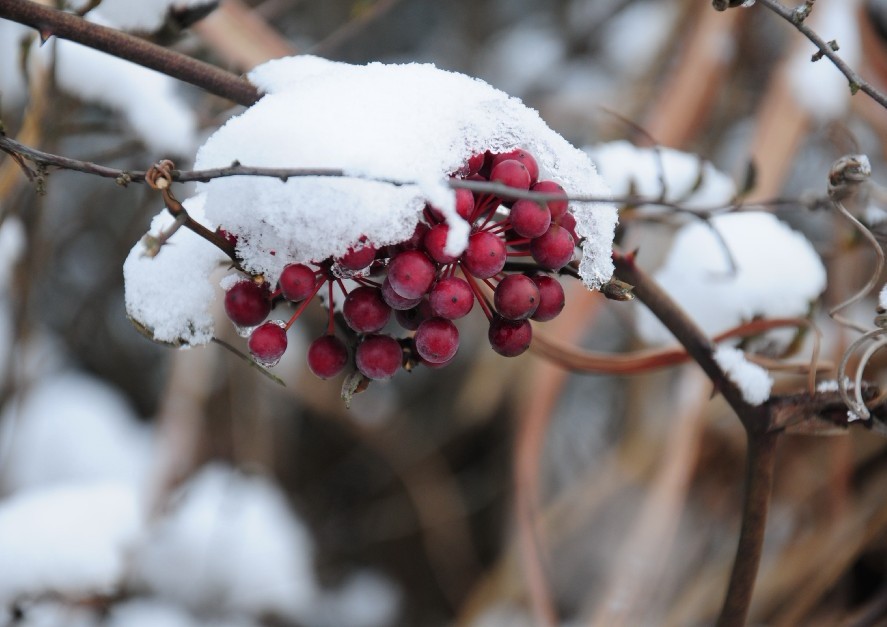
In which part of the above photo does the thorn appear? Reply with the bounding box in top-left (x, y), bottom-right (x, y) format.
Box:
top-left (38, 28), bottom-right (53, 45)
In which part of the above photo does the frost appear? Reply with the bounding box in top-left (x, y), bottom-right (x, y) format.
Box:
top-left (713, 346), bottom-right (773, 405)
top-left (0, 482), bottom-right (143, 604)
top-left (123, 194), bottom-right (228, 345)
top-left (636, 212), bottom-right (826, 345)
top-left (586, 140), bottom-right (737, 211)
top-left (133, 464), bottom-right (318, 620)
top-left (126, 56), bottom-right (616, 343)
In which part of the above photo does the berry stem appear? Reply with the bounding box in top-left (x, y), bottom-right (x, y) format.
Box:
top-left (284, 278), bottom-right (327, 330)
top-left (462, 267), bottom-right (494, 321)
top-left (327, 280), bottom-right (336, 334)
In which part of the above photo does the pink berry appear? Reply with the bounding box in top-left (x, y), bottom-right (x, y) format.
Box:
top-left (494, 274), bottom-right (540, 320)
top-left (381, 277), bottom-right (422, 310)
top-left (307, 335), bottom-right (349, 379)
top-left (356, 334), bottom-right (402, 380)
top-left (492, 149), bottom-right (539, 186)
top-left (428, 276), bottom-right (474, 319)
top-left (488, 317), bottom-right (532, 357)
top-left (530, 224), bottom-right (575, 270)
top-left (530, 275), bottom-right (566, 322)
top-left (509, 199), bottom-right (551, 238)
top-left (225, 280), bottom-right (271, 327)
top-left (461, 231), bottom-right (506, 279)
top-left (248, 321), bottom-right (287, 366)
top-left (279, 264), bottom-right (317, 302)
top-left (414, 317), bottom-right (459, 364)
top-left (532, 180), bottom-right (568, 220)
top-left (343, 286), bottom-right (391, 333)
top-left (387, 250), bottom-right (436, 299)
top-left (423, 224), bottom-right (459, 264)
top-left (456, 188), bottom-right (475, 220)
top-left (490, 159), bottom-right (531, 190)
top-left (339, 241), bottom-right (377, 271)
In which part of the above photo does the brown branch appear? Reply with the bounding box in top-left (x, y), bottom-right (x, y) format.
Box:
top-left (749, 0), bottom-right (887, 111)
top-left (0, 0), bottom-right (260, 107)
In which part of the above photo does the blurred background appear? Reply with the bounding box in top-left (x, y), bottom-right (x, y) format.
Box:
top-left (1, 0), bottom-right (887, 625)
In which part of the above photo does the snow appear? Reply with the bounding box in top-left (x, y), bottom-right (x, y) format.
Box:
top-left (713, 346), bottom-right (773, 405)
top-left (0, 481), bottom-right (143, 604)
top-left (788, 0), bottom-right (861, 121)
top-left (880, 283), bottom-right (887, 311)
top-left (69, 0), bottom-right (215, 34)
top-left (600, 2), bottom-right (679, 76)
top-left (586, 140), bottom-right (737, 211)
top-left (636, 212), bottom-right (827, 345)
top-left (0, 373), bottom-right (152, 494)
top-left (0, 20), bottom-right (197, 155)
top-left (123, 194), bottom-right (229, 345)
top-left (126, 56), bottom-right (617, 343)
top-left (133, 464), bottom-right (318, 620)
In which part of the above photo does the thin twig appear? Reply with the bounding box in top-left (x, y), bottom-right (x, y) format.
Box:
top-left (0, 0), bottom-right (260, 106)
top-left (753, 0), bottom-right (887, 110)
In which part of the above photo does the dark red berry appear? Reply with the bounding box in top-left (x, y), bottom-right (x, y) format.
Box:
top-left (492, 149), bottom-right (539, 186)
top-left (387, 250), bottom-right (436, 299)
top-left (558, 211), bottom-right (579, 241)
top-left (343, 286), bottom-right (391, 333)
top-left (216, 227), bottom-right (239, 248)
top-left (509, 199), bottom-right (551, 238)
top-left (532, 180), bottom-right (568, 220)
top-left (307, 335), bottom-right (348, 379)
top-left (494, 274), bottom-right (540, 320)
top-left (225, 280), bottom-right (271, 327)
top-left (461, 231), bottom-right (506, 279)
top-left (490, 159), bottom-right (531, 190)
top-left (428, 276), bottom-right (474, 319)
top-left (395, 300), bottom-right (432, 331)
top-left (414, 317), bottom-right (459, 364)
top-left (248, 321), bottom-right (287, 365)
top-left (456, 188), bottom-right (475, 220)
top-left (401, 222), bottom-right (430, 251)
top-left (530, 275), bottom-right (566, 321)
top-left (339, 241), bottom-right (377, 271)
top-left (356, 334), bottom-right (402, 380)
top-left (279, 264), bottom-right (317, 302)
top-left (530, 224), bottom-right (575, 270)
top-left (465, 152), bottom-right (485, 176)
top-left (423, 224), bottom-right (458, 264)
top-left (381, 277), bottom-right (422, 310)
top-left (488, 317), bottom-right (532, 357)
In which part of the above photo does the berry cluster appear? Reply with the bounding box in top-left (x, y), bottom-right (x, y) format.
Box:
top-left (222, 148), bottom-right (575, 381)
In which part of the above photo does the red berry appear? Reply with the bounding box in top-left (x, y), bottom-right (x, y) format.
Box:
top-left (494, 274), bottom-right (540, 320)
top-left (461, 231), bottom-right (506, 279)
top-left (307, 335), bottom-right (348, 379)
top-left (530, 224), bottom-right (575, 270)
top-left (490, 159), bottom-right (531, 190)
top-left (225, 280), bottom-right (271, 327)
top-left (356, 334), bottom-right (402, 380)
top-left (279, 264), bottom-right (317, 302)
top-left (530, 274), bottom-right (566, 322)
top-left (423, 224), bottom-right (459, 264)
top-left (465, 152), bottom-right (485, 176)
top-left (492, 149), bottom-right (539, 186)
top-left (395, 300), bottom-right (431, 331)
top-left (532, 180), bottom-right (568, 220)
top-left (558, 211), bottom-right (579, 241)
top-left (414, 317), bottom-right (459, 364)
top-left (509, 199), bottom-right (551, 238)
top-left (381, 277), bottom-right (422, 310)
top-left (339, 241), bottom-right (377, 271)
top-left (248, 321), bottom-right (287, 365)
top-left (387, 250), bottom-right (436, 299)
top-left (428, 276), bottom-right (474, 319)
top-left (343, 286), bottom-right (391, 333)
top-left (456, 188), bottom-right (475, 220)
top-left (401, 222), bottom-right (430, 250)
top-left (488, 317), bottom-right (532, 357)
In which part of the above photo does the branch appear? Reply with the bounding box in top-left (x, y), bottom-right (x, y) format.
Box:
top-left (752, 0), bottom-right (887, 110)
top-left (0, 0), bottom-right (260, 107)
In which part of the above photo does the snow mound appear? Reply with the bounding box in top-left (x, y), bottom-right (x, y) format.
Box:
top-left (714, 346), bottom-right (773, 406)
top-left (125, 56), bottom-right (616, 344)
top-left (636, 212), bottom-right (826, 344)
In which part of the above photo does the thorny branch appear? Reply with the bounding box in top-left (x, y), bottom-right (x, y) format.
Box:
top-left (715, 0), bottom-right (887, 111)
